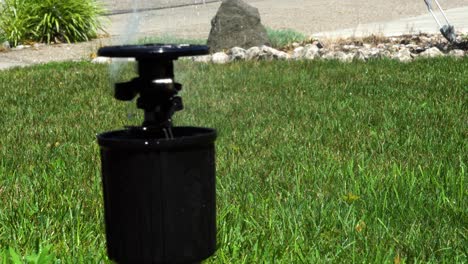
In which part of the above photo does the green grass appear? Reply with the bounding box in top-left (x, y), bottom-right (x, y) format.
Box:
top-left (0, 58), bottom-right (467, 263)
top-left (138, 34), bottom-right (206, 45)
top-left (138, 28), bottom-right (307, 49)
top-left (267, 28), bottom-right (307, 48)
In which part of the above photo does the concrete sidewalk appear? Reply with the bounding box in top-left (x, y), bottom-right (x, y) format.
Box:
top-left (312, 6), bottom-right (468, 38)
top-left (0, 57), bottom-right (28, 69)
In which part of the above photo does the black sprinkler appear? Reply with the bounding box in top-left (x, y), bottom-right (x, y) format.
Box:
top-left (96, 44), bottom-right (217, 264)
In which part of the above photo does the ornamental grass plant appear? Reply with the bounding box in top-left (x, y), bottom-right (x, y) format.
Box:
top-left (0, 0), bottom-right (33, 47)
top-left (0, 0), bottom-right (105, 46)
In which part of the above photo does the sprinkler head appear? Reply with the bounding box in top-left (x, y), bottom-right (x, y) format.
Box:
top-left (98, 44), bottom-right (209, 130)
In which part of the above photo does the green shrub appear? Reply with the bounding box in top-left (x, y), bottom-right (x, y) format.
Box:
top-left (0, 0), bottom-right (105, 46)
top-left (29, 0), bottom-right (105, 43)
top-left (0, 0), bottom-right (34, 46)
top-left (0, 32), bottom-right (7, 44)
top-left (267, 28), bottom-right (306, 48)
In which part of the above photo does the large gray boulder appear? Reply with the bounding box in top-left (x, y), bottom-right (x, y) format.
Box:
top-left (207, 0), bottom-right (270, 52)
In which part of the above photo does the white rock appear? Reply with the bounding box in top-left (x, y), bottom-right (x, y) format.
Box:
top-left (303, 44), bottom-right (320, 60)
top-left (391, 44), bottom-right (401, 51)
top-left (354, 50), bottom-right (368, 61)
top-left (92, 57), bottom-right (112, 64)
top-left (448, 49), bottom-right (465, 58)
top-left (376, 43), bottom-right (386, 49)
top-left (192, 55), bottom-right (212, 63)
top-left (419, 36), bottom-right (432, 43)
top-left (275, 51), bottom-right (290, 60)
top-left (379, 50), bottom-right (392, 59)
top-left (363, 44), bottom-right (372, 49)
top-left (228, 47), bottom-right (247, 60)
top-left (405, 44), bottom-right (419, 50)
top-left (336, 51), bottom-right (353, 62)
top-left (322, 51), bottom-right (352, 62)
top-left (342, 44), bottom-right (356, 51)
top-left (368, 48), bottom-right (381, 58)
top-left (392, 48), bottom-right (412, 62)
top-left (321, 51), bottom-right (335, 60)
top-left (259, 46), bottom-right (289, 60)
top-left (319, 48), bottom-right (330, 56)
top-left (212, 52), bottom-right (230, 64)
top-left (292, 46), bottom-right (304, 59)
top-left (259, 46), bottom-right (277, 59)
top-left (420, 47), bottom-right (443, 58)
top-left (246, 46), bottom-right (261, 60)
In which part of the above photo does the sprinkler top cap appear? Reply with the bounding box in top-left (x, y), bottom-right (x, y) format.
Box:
top-left (98, 44), bottom-right (209, 59)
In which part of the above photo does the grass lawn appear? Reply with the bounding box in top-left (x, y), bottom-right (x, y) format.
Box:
top-left (0, 58), bottom-right (466, 263)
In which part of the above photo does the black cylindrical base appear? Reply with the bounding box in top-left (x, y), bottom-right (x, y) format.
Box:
top-left (97, 127), bottom-right (217, 264)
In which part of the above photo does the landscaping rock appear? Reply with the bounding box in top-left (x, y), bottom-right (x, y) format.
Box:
top-left (228, 47), bottom-right (247, 60)
top-left (369, 48), bottom-right (383, 59)
top-left (342, 44), bottom-right (357, 52)
top-left (393, 48), bottom-right (412, 62)
top-left (321, 51), bottom-right (351, 62)
top-left (448, 49), bottom-right (465, 58)
top-left (419, 47), bottom-right (444, 58)
top-left (292, 46), bottom-right (304, 60)
top-left (321, 51), bottom-right (335, 60)
top-left (317, 48), bottom-right (329, 56)
top-left (260, 46), bottom-right (289, 60)
top-left (376, 43), bottom-right (386, 49)
top-left (354, 50), bottom-right (368, 61)
top-left (378, 49), bottom-right (392, 59)
top-left (246, 46), bottom-right (261, 60)
top-left (303, 44), bottom-right (320, 60)
top-left (193, 33), bottom-right (466, 64)
top-left (335, 51), bottom-right (353, 62)
top-left (212, 52), bottom-right (230, 64)
top-left (207, 0), bottom-right (270, 52)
